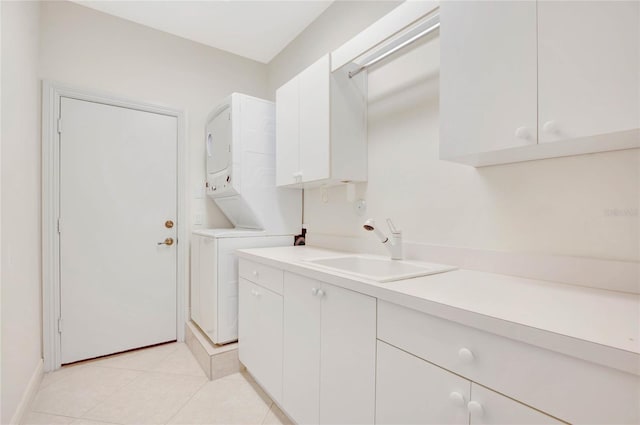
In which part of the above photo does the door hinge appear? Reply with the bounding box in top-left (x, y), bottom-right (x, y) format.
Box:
top-left (57, 118), bottom-right (63, 134)
top-left (57, 318), bottom-right (63, 333)
top-left (57, 217), bottom-right (61, 234)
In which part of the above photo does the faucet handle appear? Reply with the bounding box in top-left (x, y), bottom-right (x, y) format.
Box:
top-left (386, 218), bottom-right (401, 235)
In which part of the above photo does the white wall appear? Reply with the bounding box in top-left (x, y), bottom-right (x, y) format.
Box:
top-left (1, 1), bottom-right (43, 423)
top-left (268, 0), bottom-right (401, 97)
top-left (269, 4), bottom-right (640, 263)
top-left (39, 0), bottom-right (270, 229)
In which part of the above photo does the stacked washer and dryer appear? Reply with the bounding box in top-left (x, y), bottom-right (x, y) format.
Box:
top-left (190, 93), bottom-right (301, 345)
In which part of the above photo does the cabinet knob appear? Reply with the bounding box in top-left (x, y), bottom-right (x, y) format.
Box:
top-left (316, 289), bottom-right (325, 297)
top-left (467, 401), bottom-right (484, 417)
top-left (252, 270), bottom-right (259, 278)
top-left (449, 392), bottom-right (466, 407)
top-left (251, 289), bottom-right (259, 297)
top-left (458, 347), bottom-right (475, 363)
top-left (543, 120), bottom-right (559, 135)
top-left (515, 127), bottom-right (532, 141)
top-left (311, 287), bottom-right (318, 296)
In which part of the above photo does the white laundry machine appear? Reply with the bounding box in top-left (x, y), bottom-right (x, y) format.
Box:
top-left (190, 93), bottom-right (301, 345)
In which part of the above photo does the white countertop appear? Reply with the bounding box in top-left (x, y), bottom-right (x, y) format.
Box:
top-left (236, 246), bottom-right (640, 376)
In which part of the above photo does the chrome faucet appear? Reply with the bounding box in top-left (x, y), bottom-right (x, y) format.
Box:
top-left (363, 218), bottom-right (403, 260)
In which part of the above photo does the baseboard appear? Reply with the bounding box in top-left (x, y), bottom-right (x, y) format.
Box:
top-left (10, 358), bottom-right (43, 425)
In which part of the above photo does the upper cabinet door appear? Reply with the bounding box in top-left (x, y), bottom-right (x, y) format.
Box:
top-left (299, 54), bottom-right (331, 184)
top-left (440, 1), bottom-right (538, 159)
top-left (275, 77), bottom-right (300, 186)
top-left (537, 1), bottom-right (640, 143)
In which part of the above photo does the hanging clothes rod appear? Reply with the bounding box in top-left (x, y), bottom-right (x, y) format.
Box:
top-left (348, 13), bottom-right (440, 79)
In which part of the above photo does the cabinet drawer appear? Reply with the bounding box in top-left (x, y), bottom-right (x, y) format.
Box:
top-left (239, 259), bottom-right (284, 294)
top-left (470, 383), bottom-right (561, 425)
top-left (378, 301), bottom-right (640, 424)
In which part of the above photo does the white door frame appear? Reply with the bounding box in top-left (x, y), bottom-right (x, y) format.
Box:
top-left (42, 81), bottom-right (189, 371)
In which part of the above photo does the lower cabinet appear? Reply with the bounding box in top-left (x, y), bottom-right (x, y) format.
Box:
top-left (468, 384), bottom-right (561, 425)
top-left (376, 340), bottom-right (561, 425)
top-left (239, 259), bottom-right (636, 425)
top-left (282, 272), bottom-right (377, 424)
top-left (238, 278), bottom-right (283, 403)
top-left (376, 340), bottom-right (470, 424)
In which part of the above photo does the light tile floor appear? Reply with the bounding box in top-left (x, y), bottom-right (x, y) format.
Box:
top-left (25, 343), bottom-right (290, 425)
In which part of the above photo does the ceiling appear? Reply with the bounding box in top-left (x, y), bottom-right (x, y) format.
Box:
top-left (72, 1), bottom-right (334, 63)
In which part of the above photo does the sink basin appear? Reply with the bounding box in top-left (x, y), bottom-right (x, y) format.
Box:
top-left (304, 255), bottom-right (456, 282)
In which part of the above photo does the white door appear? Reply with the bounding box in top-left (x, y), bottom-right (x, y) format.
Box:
top-left (439, 0), bottom-right (538, 158)
top-left (298, 54), bottom-right (330, 184)
top-left (537, 0), bottom-right (640, 143)
top-left (319, 282), bottom-right (376, 425)
top-left (375, 340), bottom-right (470, 425)
top-left (59, 97), bottom-right (177, 364)
top-left (376, 341), bottom-right (471, 425)
top-left (239, 279), bottom-right (284, 403)
top-left (282, 273), bottom-right (322, 425)
top-left (275, 77), bottom-right (300, 187)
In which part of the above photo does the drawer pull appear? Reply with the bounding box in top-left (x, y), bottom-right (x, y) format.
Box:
top-left (467, 401), bottom-right (483, 417)
top-left (449, 392), bottom-right (466, 407)
top-left (252, 270), bottom-right (259, 278)
top-left (458, 347), bottom-right (475, 363)
top-left (251, 289), bottom-right (260, 297)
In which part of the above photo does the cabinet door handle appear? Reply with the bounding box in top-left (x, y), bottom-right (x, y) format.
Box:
top-left (449, 392), bottom-right (466, 407)
top-left (458, 347), bottom-right (475, 363)
top-left (467, 401), bottom-right (484, 417)
top-left (543, 120), bottom-right (559, 135)
top-left (515, 126), bottom-right (532, 141)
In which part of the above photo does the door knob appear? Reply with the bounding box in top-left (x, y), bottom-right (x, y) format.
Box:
top-left (165, 220), bottom-right (174, 229)
top-left (158, 237), bottom-right (174, 246)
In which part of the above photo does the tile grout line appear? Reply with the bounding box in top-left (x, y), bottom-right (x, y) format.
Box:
top-left (75, 369), bottom-right (150, 423)
top-left (162, 378), bottom-right (210, 425)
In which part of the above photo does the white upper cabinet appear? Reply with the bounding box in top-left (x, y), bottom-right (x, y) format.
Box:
top-left (537, 0), bottom-right (640, 143)
top-left (440, 1), bottom-right (640, 166)
top-left (276, 54), bottom-right (367, 188)
top-left (275, 78), bottom-right (300, 187)
top-left (440, 1), bottom-right (538, 159)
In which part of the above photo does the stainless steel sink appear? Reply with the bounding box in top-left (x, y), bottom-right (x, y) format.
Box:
top-left (304, 255), bottom-right (456, 282)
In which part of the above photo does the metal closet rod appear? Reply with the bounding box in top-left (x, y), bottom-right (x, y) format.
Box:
top-left (348, 14), bottom-right (441, 79)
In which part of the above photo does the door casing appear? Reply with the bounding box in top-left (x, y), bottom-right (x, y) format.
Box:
top-left (42, 81), bottom-right (188, 371)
